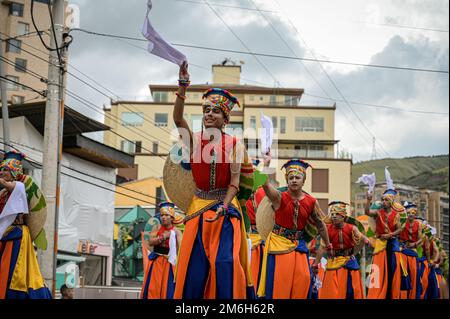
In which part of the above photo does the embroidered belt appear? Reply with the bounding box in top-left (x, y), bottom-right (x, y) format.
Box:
top-left (272, 224), bottom-right (304, 241)
top-left (333, 248), bottom-right (353, 257)
top-left (194, 188), bottom-right (228, 201)
top-left (154, 246), bottom-right (170, 255)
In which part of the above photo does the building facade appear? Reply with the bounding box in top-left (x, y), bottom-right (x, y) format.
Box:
top-left (354, 183), bottom-right (449, 252)
top-left (104, 63), bottom-right (352, 213)
top-left (0, 0), bottom-right (57, 105)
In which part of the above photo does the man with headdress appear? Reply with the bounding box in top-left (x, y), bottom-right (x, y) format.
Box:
top-left (365, 188), bottom-right (407, 299)
top-left (419, 226), bottom-right (440, 299)
top-left (318, 201), bottom-right (367, 299)
top-left (256, 156), bottom-right (331, 299)
top-left (0, 151), bottom-right (51, 299)
top-left (245, 159), bottom-right (266, 294)
top-left (141, 202), bottom-right (182, 299)
top-left (398, 203), bottom-right (424, 299)
top-left (172, 62), bottom-right (254, 299)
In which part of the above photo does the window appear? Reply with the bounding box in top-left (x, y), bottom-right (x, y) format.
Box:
top-left (35, 0), bottom-right (50, 4)
top-left (295, 117), bottom-right (324, 132)
top-left (120, 140), bottom-right (141, 153)
top-left (312, 169), bottom-right (329, 193)
top-left (191, 114), bottom-right (203, 132)
top-left (121, 140), bottom-right (135, 153)
top-left (249, 95), bottom-right (255, 102)
top-left (153, 92), bottom-right (168, 102)
top-left (225, 123), bottom-right (243, 136)
top-left (250, 116), bottom-right (256, 129)
top-left (259, 96), bottom-right (264, 101)
top-left (15, 58), bottom-right (27, 72)
top-left (135, 141), bottom-right (142, 153)
top-left (11, 95), bottom-right (24, 105)
top-left (5, 75), bottom-right (19, 91)
top-left (285, 96), bottom-right (299, 106)
top-left (280, 117), bottom-right (286, 134)
top-left (271, 116), bottom-right (278, 129)
top-left (9, 3), bottom-right (24, 17)
top-left (121, 112), bottom-right (144, 126)
top-left (270, 95), bottom-right (277, 105)
top-left (154, 113), bottom-right (168, 127)
top-left (152, 142), bottom-right (159, 154)
top-left (17, 22), bottom-right (29, 36)
top-left (6, 39), bottom-right (21, 53)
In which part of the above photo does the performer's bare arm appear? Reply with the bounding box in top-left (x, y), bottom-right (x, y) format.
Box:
top-left (364, 192), bottom-right (377, 217)
top-left (0, 178), bottom-right (15, 192)
top-left (409, 224), bottom-right (424, 248)
top-left (173, 61), bottom-right (193, 153)
top-left (261, 151), bottom-right (281, 210)
top-left (147, 231), bottom-right (170, 247)
top-left (390, 213), bottom-right (404, 237)
top-left (352, 226), bottom-right (368, 255)
top-left (312, 203), bottom-right (332, 250)
top-left (431, 241), bottom-right (440, 265)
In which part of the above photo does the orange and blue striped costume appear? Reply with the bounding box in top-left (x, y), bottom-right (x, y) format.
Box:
top-left (245, 187), bottom-right (265, 294)
top-left (140, 225), bottom-right (177, 299)
top-left (173, 133), bottom-right (253, 299)
top-left (319, 223), bottom-right (364, 299)
top-left (367, 208), bottom-right (407, 299)
top-left (257, 191), bottom-right (316, 299)
top-left (399, 219), bottom-right (422, 299)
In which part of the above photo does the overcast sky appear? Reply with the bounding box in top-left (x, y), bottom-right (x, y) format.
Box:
top-left (66, 0), bottom-right (449, 162)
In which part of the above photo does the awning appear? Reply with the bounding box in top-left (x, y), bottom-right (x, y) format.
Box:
top-left (57, 253), bottom-right (86, 263)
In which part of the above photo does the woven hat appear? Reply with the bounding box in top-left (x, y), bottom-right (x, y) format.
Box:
top-left (162, 154), bottom-right (196, 214)
top-left (22, 175), bottom-right (47, 243)
top-left (255, 196), bottom-right (275, 240)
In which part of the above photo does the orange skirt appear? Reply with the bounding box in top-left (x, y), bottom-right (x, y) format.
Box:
top-left (399, 254), bottom-right (418, 299)
top-left (140, 254), bottom-right (175, 299)
top-left (367, 250), bottom-right (402, 299)
top-left (265, 250), bottom-right (311, 299)
top-left (251, 243), bottom-right (263, 294)
top-left (173, 210), bottom-right (248, 299)
top-left (320, 267), bottom-right (364, 299)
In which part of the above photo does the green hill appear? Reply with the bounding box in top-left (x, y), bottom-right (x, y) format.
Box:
top-left (352, 155), bottom-right (449, 197)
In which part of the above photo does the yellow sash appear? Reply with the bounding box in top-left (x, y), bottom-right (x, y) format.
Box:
top-left (326, 256), bottom-right (351, 270)
top-left (9, 225), bottom-right (47, 292)
top-left (249, 233), bottom-right (263, 249)
top-left (257, 232), bottom-right (297, 298)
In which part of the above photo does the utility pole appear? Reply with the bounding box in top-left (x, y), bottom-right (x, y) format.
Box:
top-left (40, 0), bottom-right (65, 297)
top-left (0, 36), bottom-right (11, 152)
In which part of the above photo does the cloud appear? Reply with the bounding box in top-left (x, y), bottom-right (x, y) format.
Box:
top-left (66, 0), bottom-right (448, 161)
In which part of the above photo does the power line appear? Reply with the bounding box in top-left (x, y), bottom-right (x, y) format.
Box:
top-left (303, 92), bottom-right (449, 116)
top-left (171, 0), bottom-right (449, 33)
top-left (202, 0), bottom-right (279, 85)
top-left (0, 75), bottom-right (46, 97)
top-left (68, 28), bottom-right (449, 74)
top-left (0, 139), bottom-right (165, 204)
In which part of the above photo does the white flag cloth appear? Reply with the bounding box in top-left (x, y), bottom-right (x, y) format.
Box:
top-left (141, 0), bottom-right (187, 66)
top-left (356, 173), bottom-right (376, 194)
top-left (0, 182), bottom-right (28, 239)
top-left (168, 229), bottom-right (177, 266)
top-left (260, 111), bottom-right (274, 154)
top-left (385, 166), bottom-right (394, 190)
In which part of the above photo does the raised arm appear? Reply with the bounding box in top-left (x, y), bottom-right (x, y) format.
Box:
top-left (0, 178), bottom-right (16, 192)
top-left (364, 192), bottom-right (377, 217)
top-left (312, 202), bottom-right (332, 252)
top-left (260, 151), bottom-right (281, 210)
top-left (173, 61), bottom-right (193, 152)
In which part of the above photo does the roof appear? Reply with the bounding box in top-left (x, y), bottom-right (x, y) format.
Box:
top-left (63, 135), bottom-right (134, 168)
top-left (3, 102), bottom-right (134, 169)
top-left (149, 84), bottom-right (304, 96)
top-left (116, 205), bottom-right (151, 224)
top-left (3, 102), bottom-right (110, 135)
